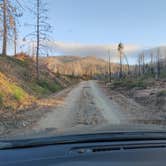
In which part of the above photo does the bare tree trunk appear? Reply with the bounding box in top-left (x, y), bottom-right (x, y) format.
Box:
top-left (104, 64), bottom-right (107, 84)
top-left (108, 50), bottom-right (112, 82)
top-left (142, 52), bottom-right (145, 74)
top-left (134, 65), bottom-right (138, 78)
top-left (32, 42), bottom-right (35, 58)
top-left (124, 54), bottom-right (130, 75)
top-left (150, 52), bottom-right (154, 75)
top-left (36, 0), bottom-right (40, 80)
top-left (14, 25), bottom-right (17, 55)
top-left (138, 55), bottom-right (141, 76)
top-left (2, 0), bottom-right (7, 56)
top-left (155, 48), bottom-right (160, 80)
top-left (118, 43), bottom-right (123, 79)
top-left (119, 51), bottom-right (123, 79)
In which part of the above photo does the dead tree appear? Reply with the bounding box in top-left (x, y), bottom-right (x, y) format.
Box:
top-left (13, 20), bottom-right (17, 55)
top-left (150, 51), bottom-right (154, 75)
top-left (155, 48), bottom-right (160, 80)
top-left (104, 63), bottom-right (107, 84)
top-left (124, 54), bottom-right (130, 75)
top-left (36, 0), bottom-right (40, 80)
top-left (137, 54), bottom-right (141, 76)
top-left (141, 52), bottom-right (145, 74)
top-left (118, 43), bottom-right (124, 79)
top-left (108, 49), bottom-right (112, 82)
top-left (0, 0), bottom-right (22, 55)
top-left (139, 52), bottom-right (145, 75)
top-left (2, 0), bottom-right (7, 55)
top-left (35, 0), bottom-right (51, 80)
top-left (24, 0), bottom-right (51, 80)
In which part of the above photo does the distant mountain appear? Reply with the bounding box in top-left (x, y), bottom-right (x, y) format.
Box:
top-left (55, 56), bottom-right (82, 63)
top-left (40, 56), bottom-right (119, 76)
top-left (47, 41), bottom-right (141, 63)
top-left (40, 45), bottom-right (166, 77)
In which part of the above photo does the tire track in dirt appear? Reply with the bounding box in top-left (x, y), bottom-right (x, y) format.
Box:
top-left (32, 80), bottom-right (125, 134)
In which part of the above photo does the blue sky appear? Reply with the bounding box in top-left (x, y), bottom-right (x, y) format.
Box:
top-left (20, 0), bottom-right (166, 46)
top-left (17, 0), bottom-right (166, 61)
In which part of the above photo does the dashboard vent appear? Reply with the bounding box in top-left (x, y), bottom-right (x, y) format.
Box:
top-left (71, 146), bottom-right (122, 154)
top-left (71, 143), bottom-right (166, 154)
top-left (123, 144), bottom-right (166, 150)
top-left (92, 146), bottom-right (121, 152)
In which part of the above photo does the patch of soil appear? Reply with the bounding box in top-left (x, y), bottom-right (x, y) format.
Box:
top-left (102, 80), bottom-right (166, 126)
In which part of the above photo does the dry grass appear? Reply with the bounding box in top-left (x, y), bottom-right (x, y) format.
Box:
top-left (0, 72), bottom-right (32, 110)
top-left (0, 55), bottom-right (78, 112)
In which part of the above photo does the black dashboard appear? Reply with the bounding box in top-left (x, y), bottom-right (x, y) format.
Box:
top-left (1, 138), bottom-right (166, 166)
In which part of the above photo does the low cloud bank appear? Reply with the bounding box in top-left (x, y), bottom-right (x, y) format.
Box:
top-left (48, 41), bottom-right (141, 63)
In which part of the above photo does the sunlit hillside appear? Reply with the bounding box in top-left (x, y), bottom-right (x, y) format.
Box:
top-left (0, 54), bottom-right (78, 111)
top-left (40, 56), bottom-right (120, 77)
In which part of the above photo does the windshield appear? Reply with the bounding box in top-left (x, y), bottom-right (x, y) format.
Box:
top-left (0, 0), bottom-right (166, 141)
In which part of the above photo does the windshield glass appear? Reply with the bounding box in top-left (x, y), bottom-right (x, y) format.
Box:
top-left (0, 0), bottom-right (166, 140)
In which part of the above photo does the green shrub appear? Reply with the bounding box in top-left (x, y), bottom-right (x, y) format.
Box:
top-left (12, 86), bottom-right (26, 101)
top-left (37, 80), bottom-right (61, 94)
top-left (28, 83), bottom-right (49, 96)
top-left (0, 93), bottom-right (3, 106)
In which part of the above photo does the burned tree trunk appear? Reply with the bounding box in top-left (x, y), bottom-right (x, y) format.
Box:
top-left (2, 0), bottom-right (7, 56)
top-left (118, 43), bottom-right (124, 79)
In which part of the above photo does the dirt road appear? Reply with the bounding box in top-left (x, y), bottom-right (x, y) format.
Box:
top-left (27, 80), bottom-right (128, 135)
top-left (3, 80), bottom-right (161, 138)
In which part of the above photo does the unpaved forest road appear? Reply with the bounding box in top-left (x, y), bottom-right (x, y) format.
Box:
top-left (31, 80), bottom-right (128, 135)
top-left (3, 80), bottom-right (161, 139)
top-left (3, 80), bottom-right (162, 139)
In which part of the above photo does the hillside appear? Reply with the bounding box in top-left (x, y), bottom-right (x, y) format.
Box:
top-left (0, 55), bottom-right (78, 112)
top-left (40, 56), bottom-right (119, 77)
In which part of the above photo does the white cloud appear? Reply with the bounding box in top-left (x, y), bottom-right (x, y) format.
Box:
top-left (48, 41), bottom-right (142, 62)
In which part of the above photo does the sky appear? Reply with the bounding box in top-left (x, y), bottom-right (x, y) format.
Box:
top-left (19, 0), bottom-right (166, 59)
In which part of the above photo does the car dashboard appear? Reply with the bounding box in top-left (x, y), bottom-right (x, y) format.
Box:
top-left (1, 139), bottom-right (166, 166)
